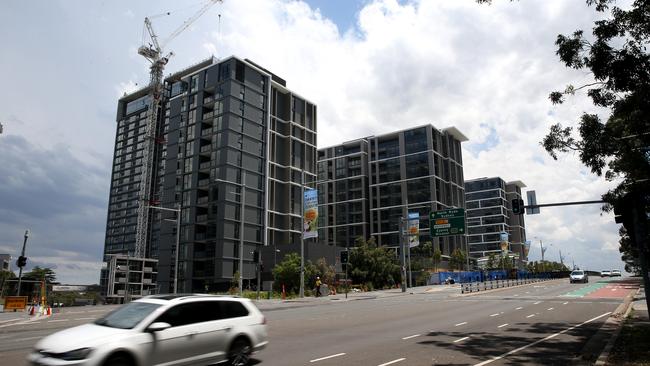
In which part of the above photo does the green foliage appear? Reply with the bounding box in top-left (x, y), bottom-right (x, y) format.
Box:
top-left (449, 248), bottom-right (466, 271)
top-left (271, 253), bottom-right (319, 294)
top-left (348, 236), bottom-right (400, 289)
top-left (486, 253), bottom-right (497, 270)
top-left (526, 260), bottom-right (570, 273)
top-left (24, 266), bottom-right (57, 283)
top-left (432, 247), bottom-right (442, 272)
top-left (314, 257), bottom-right (336, 287)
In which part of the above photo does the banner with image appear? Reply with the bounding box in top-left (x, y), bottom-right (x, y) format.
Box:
top-left (303, 189), bottom-right (319, 239)
top-left (408, 212), bottom-right (420, 248)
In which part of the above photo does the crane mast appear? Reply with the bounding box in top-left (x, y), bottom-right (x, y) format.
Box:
top-left (134, 0), bottom-right (221, 258)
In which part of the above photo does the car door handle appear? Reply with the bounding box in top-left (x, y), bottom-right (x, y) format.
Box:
top-left (218, 326), bottom-right (232, 332)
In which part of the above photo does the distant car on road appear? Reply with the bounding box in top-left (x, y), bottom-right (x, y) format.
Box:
top-left (601, 270), bottom-right (611, 277)
top-left (570, 270), bottom-right (588, 284)
top-left (612, 269), bottom-right (622, 277)
top-left (28, 294), bottom-right (268, 366)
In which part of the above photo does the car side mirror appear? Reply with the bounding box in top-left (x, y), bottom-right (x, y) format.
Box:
top-left (147, 322), bottom-right (171, 332)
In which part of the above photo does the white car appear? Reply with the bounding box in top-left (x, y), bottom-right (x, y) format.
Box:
top-left (601, 270), bottom-right (612, 277)
top-left (28, 294), bottom-right (268, 366)
top-left (569, 270), bottom-right (588, 284)
top-left (612, 269), bottom-right (622, 277)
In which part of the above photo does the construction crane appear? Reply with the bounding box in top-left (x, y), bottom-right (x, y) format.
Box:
top-left (134, 0), bottom-right (222, 258)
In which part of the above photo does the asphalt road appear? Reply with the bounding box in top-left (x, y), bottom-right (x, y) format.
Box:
top-left (0, 278), bottom-right (635, 365)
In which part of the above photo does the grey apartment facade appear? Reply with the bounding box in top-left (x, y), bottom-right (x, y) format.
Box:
top-left (317, 125), bottom-right (468, 257)
top-left (464, 177), bottom-right (528, 263)
top-left (102, 56), bottom-right (317, 295)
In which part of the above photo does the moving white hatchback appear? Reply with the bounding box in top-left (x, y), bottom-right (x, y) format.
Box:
top-left (569, 270), bottom-right (588, 284)
top-left (28, 294), bottom-right (267, 366)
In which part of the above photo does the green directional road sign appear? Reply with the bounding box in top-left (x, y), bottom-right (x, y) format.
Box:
top-left (430, 208), bottom-right (466, 237)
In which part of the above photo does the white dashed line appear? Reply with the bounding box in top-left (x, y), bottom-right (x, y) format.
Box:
top-left (498, 323), bottom-right (509, 328)
top-left (563, 302), bottom-right (569, 305)
top-left (77, 317), bottom-right (96, 320)
top-left (526, 314), bottom-right (535, 318)
top-left (402, 334), bottom-right (420, 340)
top-left (378, 358), bottom-right (406, 366)
top-left (547, 307), bottom-right (554, 311)
top-left (473, 312), bottom-right (612, 366)
top-left (455, 322), bottom-right (467, 326)
top-left (533, 301), bottom-right (542, 305)
top-left (515, 307), bottom-right (523, 310)
top-left (310, 353), bottom-right (346, 363)
top-left (454, 336), bottom-right (470, 343)
top-left (490, 313), bottom-right (499, 317)
top-left (47, 319), bottom-right (68, 323)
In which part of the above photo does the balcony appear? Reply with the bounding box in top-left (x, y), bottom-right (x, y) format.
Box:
top-left (201, 127), bottom-right (213, 137)
top-left (198, 179), bottom-right (210, 187)
top-left (197, 196), bottom-right (209, 205)
top-left (143, 267), bottom-right (153, 273)
top-left (199, 161), bottom-right (211, 171)
top-left (203, 96), bottom-right (214, 105)
top-left (203, 111), bottom-right (214, 121)
top-left (199, 145), bottom-right (211, 156)
top-left (196, 214), bottom-right (208, 222)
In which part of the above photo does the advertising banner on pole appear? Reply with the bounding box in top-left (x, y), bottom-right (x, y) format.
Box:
top-left (303, 189), bottom-right (319, 239)
top-left (408, 212), bottom-right (420, 248)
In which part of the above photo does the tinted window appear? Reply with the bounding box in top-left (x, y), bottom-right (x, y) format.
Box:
top-left (155, 301), bottom-right (222, 327)
top-left (220, 301), bottom-right (249, 318)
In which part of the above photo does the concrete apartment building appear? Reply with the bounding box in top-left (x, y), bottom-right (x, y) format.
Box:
top-left (317, 124), bottom-right (468, 258)
top-left (464, 177), bottom-right (528, 264)
top-left (102, 56), bottom-right (318, 296)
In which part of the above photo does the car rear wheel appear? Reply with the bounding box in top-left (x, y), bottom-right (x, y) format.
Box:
top-left (228, 337), bottom-right (252, 366)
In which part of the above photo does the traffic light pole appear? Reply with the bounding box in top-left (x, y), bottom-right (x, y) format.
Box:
top-left (629, 195), bottom-right (650, 317)
top-left (16, 230), bottom-right (29, 296)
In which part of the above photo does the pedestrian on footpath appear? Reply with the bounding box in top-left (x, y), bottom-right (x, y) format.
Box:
top-left (315, 276), bottom-right (322, 297)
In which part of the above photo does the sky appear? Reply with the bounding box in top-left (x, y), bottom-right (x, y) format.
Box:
top-left (0, 0), bottom-right (628, 284)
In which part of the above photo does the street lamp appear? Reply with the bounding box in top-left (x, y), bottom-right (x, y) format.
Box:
top-left (150, 204), bottom-right (181, 294)
top-left (215, 177), bottom-right (245, 297)
top-left (16, 230), bottom-right (29, 296)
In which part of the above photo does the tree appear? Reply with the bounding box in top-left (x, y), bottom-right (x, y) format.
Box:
top-left (449, 249), bottom-right (466, 271)
top-left (24, 266), bottom-right (57, 283)
top-left (432, 248), bottom-right (442, 272)
top-left (314, 257), bottom-right (336, 287)
top-left (486, 253), bottom-right (497, 270)
top-left (271, 253), bottom-right (318, 294)
top-left (349, 237), bottom-right (401, 289)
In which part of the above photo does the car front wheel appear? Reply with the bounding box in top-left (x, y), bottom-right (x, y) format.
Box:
top-left (228, 337), bottom-right (252, 366)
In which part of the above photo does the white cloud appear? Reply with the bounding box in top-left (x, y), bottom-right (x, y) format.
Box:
top-left (0, 0), bottom-right (629, 282)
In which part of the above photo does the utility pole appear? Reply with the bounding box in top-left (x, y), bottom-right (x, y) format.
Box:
top-left (16, 230), bottom-right (29, 296)
top-left (400, 218), bottom-right (407, 292)
top-left (299, 170), bottom-right (305, 298)
top-left (539, 239), bottom-right (546, 262)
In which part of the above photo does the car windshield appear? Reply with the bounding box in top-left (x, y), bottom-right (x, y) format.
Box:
top-left (94, 302), bottom-right (161, 329)
top-left (571, 271), bottom-right (584, 276)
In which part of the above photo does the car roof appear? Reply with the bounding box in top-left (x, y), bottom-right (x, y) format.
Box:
top-left (137, 294), bottom-right (246, 304)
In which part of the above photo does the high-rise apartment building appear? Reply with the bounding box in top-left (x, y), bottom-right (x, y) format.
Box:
top-left (317, 125), bottom-right (468, 257)
top-left (102, 56), bottom-right (317, 296)
top-left (464, 177), bottom-right (528, 262)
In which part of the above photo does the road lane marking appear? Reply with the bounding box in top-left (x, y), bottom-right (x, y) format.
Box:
top-left (454, 336), bottom-right (470, 343)
top-left (11, 336), bottom-right (42, 342)
top-left (0, 318), bottom-right (25, 324)
top-left (402, 334), bottom-right (420, 340)
top-left (526, 314), bottom-right (535, 318)
top-left (48, 319), bottom-right (68, 323)
top-left (547, 307), bottom-right (554, 311)
top-left (310, 353), bottom-right (346, 363)
top-left (378, 358), bottom-right (406, 366)
top-left (515, 307), bottom-right (523, 310)
top-left (490, 313), bottom-right (499, 317)
top-left (514, 294), bottom-right (519, 297)
top-left (77, 317), bottom-right (96, 320)
top-left (498, 323), bottom-right (509, 328)
top-left (473, 312), bottom-right (612, 366)
top-left (533, 301), bottom-right (542, 305)
top-left (66, 311), bottom-right (83, 314)
top-left (563, 302), bottom-right (569, 305)
top-left (455, 322), bottom-right (467, 326)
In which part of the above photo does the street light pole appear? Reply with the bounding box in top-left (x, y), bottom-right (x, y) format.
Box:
top-left (16, 230), bottom-right (29, 296)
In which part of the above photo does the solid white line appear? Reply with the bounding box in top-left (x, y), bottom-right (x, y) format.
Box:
top-left (309, 353), bottom-right (346, 363)
top-left (490, 313), bottom-right (499, 317)
top-left (473, 312), bottom-right (612, 366)
top-left (454, 336), bottom-right (470, 343)
top-left (547, 307), bottom-right (554, 311)
top-left (77, 317), bottom-right (96, 320)
top-left (498, 323), bottom-right (509, 328)
top-left (66, 311), bottom-right (84, 314)
top-left (515, 307), bottom-right (523, 310)
top-left (377, 358), bottom-right (406, 366)
top-left (10, 336), bottom-right (42, 342)
top-left (48, 319), bottom-right (68, 323)
top-left (526, 314), bottom-right (535, 318)
top-left (455, 322), bottom-right (467, 326)
top-left (402, 334), bottom-right (420, 340)
top-left (0, 318), bottom-right (24, 324)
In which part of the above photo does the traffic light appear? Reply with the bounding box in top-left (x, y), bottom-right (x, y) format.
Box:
top-left (253, 250), bottom-right (260, 263)
top-left (512, 198), bottom-right (524, 215)
top-left (340, 251), bottom-right (348, 264)
top-left (16, 256), bottom-right (27, 268)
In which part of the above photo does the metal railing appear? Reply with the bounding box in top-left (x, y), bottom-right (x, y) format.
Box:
top-left (460, 276), bottom-right (557, 294)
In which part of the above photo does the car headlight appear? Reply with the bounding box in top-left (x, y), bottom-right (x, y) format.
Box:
top-left (56, 347), bottom-right (94, 361)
